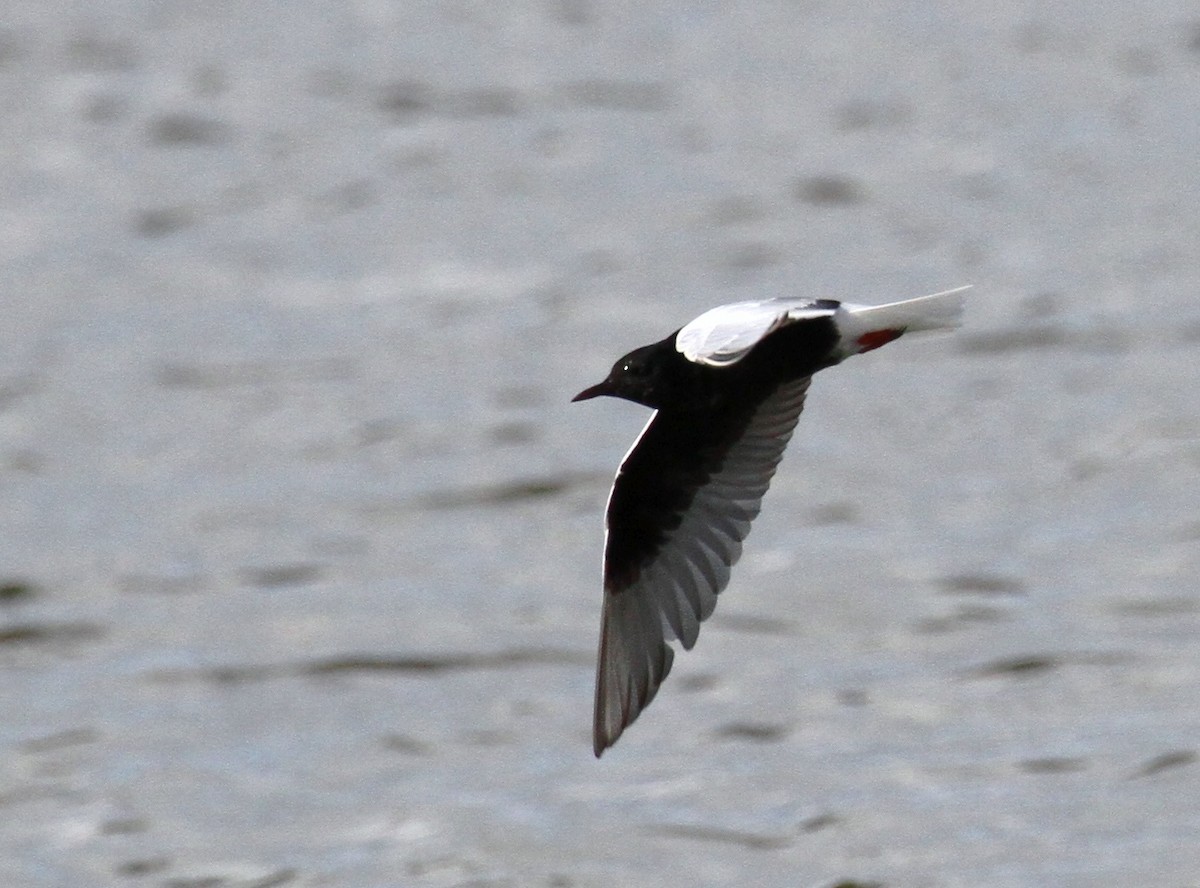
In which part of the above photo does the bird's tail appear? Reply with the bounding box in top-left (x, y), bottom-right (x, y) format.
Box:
top-left (834, 286), bottom-right (969, 356)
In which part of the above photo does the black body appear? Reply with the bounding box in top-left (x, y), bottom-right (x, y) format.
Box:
top-left (585, 317), bottom-right (840, 591)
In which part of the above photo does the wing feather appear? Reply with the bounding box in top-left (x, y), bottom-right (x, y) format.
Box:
top-left (592, 377), bottom-right (812, 755)
top-left (676, 299), bottom-right (838, 366)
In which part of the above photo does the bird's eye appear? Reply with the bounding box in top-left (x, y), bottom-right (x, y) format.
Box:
top-left (622, 360), bottom-right (649, 378)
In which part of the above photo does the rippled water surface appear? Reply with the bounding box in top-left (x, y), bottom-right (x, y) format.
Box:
top-left (2, 3), bottom-right (1199, 886)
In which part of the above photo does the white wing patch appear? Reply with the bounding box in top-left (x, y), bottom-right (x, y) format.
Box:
top-left (676, 298), bottom-right (838, 366)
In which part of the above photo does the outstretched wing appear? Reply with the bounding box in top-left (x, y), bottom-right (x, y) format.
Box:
top-left (593, 377), bottom-right (812, 755)
top-left (675, 298), bottom-right (839, 367)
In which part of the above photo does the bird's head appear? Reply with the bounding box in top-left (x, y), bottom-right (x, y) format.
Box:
top-left (573, 338), bottom-right (681, 409)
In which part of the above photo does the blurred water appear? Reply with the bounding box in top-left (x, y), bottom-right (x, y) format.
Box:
top-left (1, 3), bottom-right (1198, 886)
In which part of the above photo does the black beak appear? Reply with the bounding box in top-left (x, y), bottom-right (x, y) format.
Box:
top-left (572, 379), bottom-right (612, 402)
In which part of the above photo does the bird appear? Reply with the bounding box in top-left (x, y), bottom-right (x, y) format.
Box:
top-left (573, 287), bottom-right (968, 756)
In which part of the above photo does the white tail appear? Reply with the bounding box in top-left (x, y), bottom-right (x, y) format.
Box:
top-left (834, 286), bottom-right (969, 356)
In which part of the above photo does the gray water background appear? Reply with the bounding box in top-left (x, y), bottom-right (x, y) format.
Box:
top-left (1, 2), bottom-right (1199, 886)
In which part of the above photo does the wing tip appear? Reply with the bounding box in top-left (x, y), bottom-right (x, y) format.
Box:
top-left (592, 593), bottom-right (675, 757)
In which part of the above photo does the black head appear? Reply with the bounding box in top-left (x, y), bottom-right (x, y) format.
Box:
top-left (573, 335), bottom-right (693, 409)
